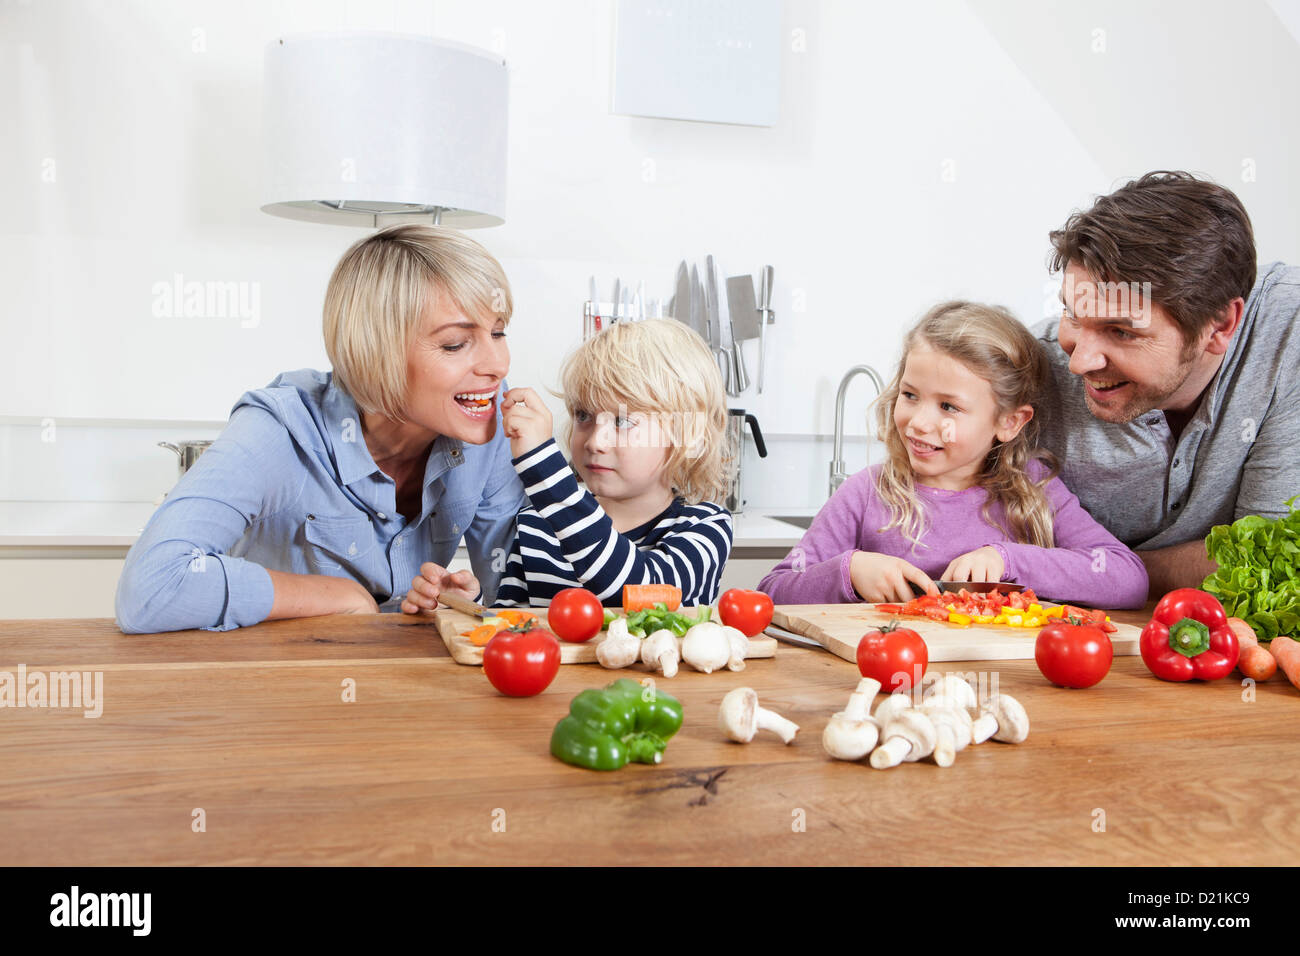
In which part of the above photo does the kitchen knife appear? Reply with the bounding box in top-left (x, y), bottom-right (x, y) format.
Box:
top-left (714, 258), bottom-right (747, 393)
top-left (726, 274), bottom-right (758, 393)
top-left (757, 266), bottom-right (774, 394)
top-left (689, 263), bottom-right (706, 342)
top-left (909, 580), bottom-right (1028, 597)
top-left (589, 276), bottom-right (601, 332)
top-left (764, 623), bottom-right (825, 650)
top-left (611, 278), bottom-right (621, 326)
top-left (438, 591), bottom-right (495, 619)
top-left (705, 256), bottom-right (735, 394)
top-left (672, 262), bottom-right (690, 322)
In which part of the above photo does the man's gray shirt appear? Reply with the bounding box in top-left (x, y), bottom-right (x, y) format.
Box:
top-left (1031, 261), bottom-right (1300, 552)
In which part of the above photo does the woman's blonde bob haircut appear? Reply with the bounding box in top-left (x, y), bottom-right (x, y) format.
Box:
top-left (559, 319), bottom-right (730, 505)
top-left (323, 224), bottom-right (513, 423)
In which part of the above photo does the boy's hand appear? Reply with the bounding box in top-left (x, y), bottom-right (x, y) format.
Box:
top-left (401, 562), bottom-right (481, 615)
top-left (940, 546), bottom-right (1005, 584)
top-left (850, 551), bottom-right (938, 604)
top-left (501, 386), bottom-right (553, 458)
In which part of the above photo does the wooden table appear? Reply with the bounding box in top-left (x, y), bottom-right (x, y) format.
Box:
top-left (1, 604), bottom-right (1295, 866)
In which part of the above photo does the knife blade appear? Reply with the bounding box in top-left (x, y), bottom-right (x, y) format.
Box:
top-left (764, 623), bottom-right (825, 650)
top-left (757, 265), bottom-right (774, 394)
top-left (705, 256), bottom-right (734, 394)
top-left (672, 262), bottom-right (690, 323)
top-left (726, 274), bottom-right (757, 393)
top-left (909, 580), bottom-right (1028, 597)
top-left (689, 263), bottom-right (705, 341)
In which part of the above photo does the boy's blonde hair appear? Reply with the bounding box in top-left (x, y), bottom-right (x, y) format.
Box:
top-left (558, 319), bottom-right (730, 505)
top-left (871, 301), bottom-right (1061, 549)
top-left (322, 224), bottom-right (513, 424)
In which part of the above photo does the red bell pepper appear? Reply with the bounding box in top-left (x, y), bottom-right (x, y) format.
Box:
top-left (1139, 588), bottom-right (1240, 682)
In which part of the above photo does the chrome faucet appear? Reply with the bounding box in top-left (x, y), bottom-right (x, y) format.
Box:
top-left (830, 364), bottom-right (884, 497)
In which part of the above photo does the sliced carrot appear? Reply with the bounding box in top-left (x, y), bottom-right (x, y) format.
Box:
top-left (495, 609), bottom-right (538, 627)
top-left (465, 623), bottom-right (501, 646)
top-left (1227, 617), bottom-right (1275, 681)
top-left (1269, 635), bottom-right (1300, 691)
top-left (623, 584), bottom-right (682, 614)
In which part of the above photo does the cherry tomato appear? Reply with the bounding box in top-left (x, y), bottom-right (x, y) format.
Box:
top-left (482, 625), bottom-right (561, 697)
top-left (1035, 619), bottom-right (1113, 688)
top-left (718, 588), bottom-right (775, 638)
top-left (856, 622), bottom-right (928, 692)
top-left (547, 588), bottom-right (604, 643)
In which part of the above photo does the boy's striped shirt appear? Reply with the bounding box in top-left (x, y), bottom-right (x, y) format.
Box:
top-left (495, 438), bottom-right (733, 607)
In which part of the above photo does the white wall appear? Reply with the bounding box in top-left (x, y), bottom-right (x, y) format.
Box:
top-left (3, 0), bottom-right (1298, 511)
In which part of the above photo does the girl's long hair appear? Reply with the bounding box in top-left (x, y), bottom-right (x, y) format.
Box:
top-left (872, 301), bottom-right (1060, 550)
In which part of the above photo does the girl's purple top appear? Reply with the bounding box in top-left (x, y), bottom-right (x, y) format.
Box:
top-left (757, 459), bottom-right (1149, 609)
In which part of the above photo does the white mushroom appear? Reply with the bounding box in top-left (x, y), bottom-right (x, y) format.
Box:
top-left (922, 673), bottom-right (978, 714)
top-left (640, 628), bottom-right (680, 678)
top-left (681, 621), bottom-right (731, 674)
top-left (718, 687), bottom-right (799, 744)
top-left (869, 709), bottom-right (937, 769)
top-left (822, 677), bottom-right (881, 761)
top-left (872, 690), bottom-right (914, 729)
top-left (922, 704), bottom-right (973, 767)
top-left (970, 694), bottom-right (1030, 744)
top-left (721, 625), bottom-right (750, 672)
top-left (595, 617), bottom-right (641, 669)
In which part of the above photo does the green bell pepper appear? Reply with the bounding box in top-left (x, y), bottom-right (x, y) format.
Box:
top-left (550, 678), bottom-right (684, 771)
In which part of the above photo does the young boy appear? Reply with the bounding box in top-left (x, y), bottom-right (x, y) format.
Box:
top-left (408, 319), bottom-right (733, 609)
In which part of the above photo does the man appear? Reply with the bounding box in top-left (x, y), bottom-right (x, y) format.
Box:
top-left (1032, 171), bottom-right (1300, 600)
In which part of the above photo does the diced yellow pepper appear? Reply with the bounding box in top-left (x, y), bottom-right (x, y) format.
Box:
top-left (1044, 606), bottom-right (1065, 618)
top-left (1005, 614), bottom-right (1024, 626)
top-left (993, 613), bottom-right (1008, 624)
top-left (1027, 604), bottom-right (1043, 615)
top-left (973, 614), bottom-right (995, 624)
top-left (949, 612), bottom-right (972, 626)
top-left (1023, 616), bottom-right (1045, 628)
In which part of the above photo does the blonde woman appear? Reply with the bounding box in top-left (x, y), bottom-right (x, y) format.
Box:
top-left (404, 319), bottom-right (732, 609)
top-left (115, 225), bottom-right (526, 633)
top-left (757, 301), bottom-right (1149, 608)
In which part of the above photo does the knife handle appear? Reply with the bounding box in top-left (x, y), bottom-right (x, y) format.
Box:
top-left (438, 590), bottom-right (491, 618)
top-left (733, 340), bottom-right (749, 392)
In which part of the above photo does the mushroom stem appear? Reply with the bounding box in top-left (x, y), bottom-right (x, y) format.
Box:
top-left (756, 706), bottom-right (799, 744)
top-left (869, 735), bottom-right (912, 769)
top-left (971, 713), bottom-right (998, 744)
top-left (932, 726), bottom-right (957, 767)
top-left (845, 678), bottom-right (881, 720)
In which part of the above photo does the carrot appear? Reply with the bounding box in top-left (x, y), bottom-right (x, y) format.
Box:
top-left (1227, 617), bottom-right (1276, 681)
top-left (623, 584), bottom-right (682, 614)
top-left (1269, 636), bottom-right (1300, 691)
top-left (464, 623), bottom-right (501, 646)
top-left (495, 610), bottom-right (537, 628)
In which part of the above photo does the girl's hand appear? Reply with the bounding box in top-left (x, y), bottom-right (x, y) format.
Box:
top-left (850, 551), bottom-right (938, 604)
top-left (401, 562), bottom-right (481, 615)
top-left (501, 386), bottom-right (553, 458)
top-left (940, 546), bottom-right (1005, 584)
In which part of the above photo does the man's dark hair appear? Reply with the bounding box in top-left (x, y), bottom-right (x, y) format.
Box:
top-left (1048, 171), bottom-right (1256, 345)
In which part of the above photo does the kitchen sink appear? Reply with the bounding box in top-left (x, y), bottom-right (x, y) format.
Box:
top-left (769, 515), bottom-right (815, 530)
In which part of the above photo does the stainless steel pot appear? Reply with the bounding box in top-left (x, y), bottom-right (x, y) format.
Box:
top-left (158, 440), bottom-right (214, 477)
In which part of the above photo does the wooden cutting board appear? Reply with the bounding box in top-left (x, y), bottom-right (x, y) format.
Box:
top-left (771, 603), bottom-right (1141, 664)
top-left (433, 608), bottom-right (777, 667)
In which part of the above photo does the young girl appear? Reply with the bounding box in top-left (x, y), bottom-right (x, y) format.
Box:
top-left (407, 318), bottom-right (733, 609)
top-left (758, 301), bottom-right (1149, 608)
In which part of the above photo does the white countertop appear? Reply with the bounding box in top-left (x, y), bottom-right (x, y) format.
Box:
top-left (0, 501), bottom-right (813, 550)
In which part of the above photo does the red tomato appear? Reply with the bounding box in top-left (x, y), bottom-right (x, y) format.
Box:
top-left (718, 588), bottom-right (775, 637)
top-left (482, 625), bottom-right (561, 697)
top-left (856, 623), bottom-right (928, 692)
top-left (547, 588), bottom-right (604, 643)
top-left (1035, 619), bottom-right (1113, 688)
